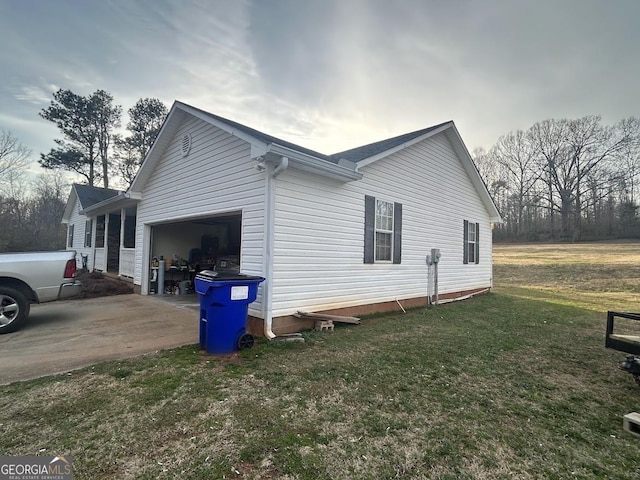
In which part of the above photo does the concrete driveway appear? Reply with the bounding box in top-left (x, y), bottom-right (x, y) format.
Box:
top-left (0, 294), bottom-right (200, 385)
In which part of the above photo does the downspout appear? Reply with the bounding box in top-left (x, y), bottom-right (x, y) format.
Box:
top-left (262, 156), bottom-right (289, 339)
top-left (272, 156), bottom-right (288, 178)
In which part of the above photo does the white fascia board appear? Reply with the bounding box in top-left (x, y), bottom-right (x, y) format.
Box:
top-left (267, 143), bottom-right (363, 182)
top-left (444, 126), bottom-right (503, 223)
top-left (354, 123), bottom-right (453, 169)
top-left (61, 187), bottom-right (78, 223)
top-left (129, 104), bottom-right (186, 194)
top-left (80, 192), bottom-right (139, 215)
top-left (175, 102), bottom-right (269, 153)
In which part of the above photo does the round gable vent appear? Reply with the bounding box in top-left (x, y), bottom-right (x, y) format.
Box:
top-left (181, 133), bottom-right (192, 157)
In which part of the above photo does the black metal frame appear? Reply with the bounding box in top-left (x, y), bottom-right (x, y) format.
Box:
top-left (605, 311), bottom-right (640, 355)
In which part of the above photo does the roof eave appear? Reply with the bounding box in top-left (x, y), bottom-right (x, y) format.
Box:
top-left (267, 143), bottom-right (363, 182)
top-left (443, 126), bottom-right (503, 223)
top-left (61, 187), bottom-right (78, 224)
top-left (81, 192), bottom-right (140, 215)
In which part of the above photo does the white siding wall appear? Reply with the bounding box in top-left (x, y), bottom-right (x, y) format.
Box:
top-left (271, 132), bottom-right (493, 316)
top-left (66, 196), bottom-right (94, 270)
top-left (134, 115), bottom-right (266, 314)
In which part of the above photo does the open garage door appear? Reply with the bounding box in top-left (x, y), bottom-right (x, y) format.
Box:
top-left (149, 212), bottom-right (242, 294)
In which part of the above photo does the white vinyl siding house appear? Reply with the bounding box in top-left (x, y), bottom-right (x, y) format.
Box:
top-left (62, 184), bottom-right (135, 277)
top-left (64, 100), bottom-right (501, 336)
top-left (268, 130), bottom-right (495, 320)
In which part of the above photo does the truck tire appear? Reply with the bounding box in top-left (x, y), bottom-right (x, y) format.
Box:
top-left (0, 287), bottom-right (30, 334)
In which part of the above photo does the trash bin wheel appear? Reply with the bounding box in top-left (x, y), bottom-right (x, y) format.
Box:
top-left (237, 333), bottom-right (255, 350)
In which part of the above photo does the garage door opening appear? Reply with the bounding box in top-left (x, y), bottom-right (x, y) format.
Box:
top-left (149, 212), bottom-right (242, 294)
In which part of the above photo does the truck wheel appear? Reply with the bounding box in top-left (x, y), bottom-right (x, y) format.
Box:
top-left (0, 287), bottom-right (30, 334)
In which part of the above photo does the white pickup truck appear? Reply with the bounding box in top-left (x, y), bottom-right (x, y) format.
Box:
top-left (0, 250), bottom-right (82, 333)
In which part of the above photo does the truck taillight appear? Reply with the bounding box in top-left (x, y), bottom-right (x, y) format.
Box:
top-left (64, 259), bottom-right (77, 278)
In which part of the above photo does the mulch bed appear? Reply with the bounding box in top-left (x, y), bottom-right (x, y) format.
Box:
top-left (76, 270), bottom-right (134, 298)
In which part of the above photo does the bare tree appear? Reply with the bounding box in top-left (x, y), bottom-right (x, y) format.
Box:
top-left (529, 119), bottom-right (570, 238)
top-left (491, 130), bottom-right (541, 237)
top-left (564, 116), bottom-right (630, 240)
top-left (615, 117), bottom-right (640, 203)
top-left (0, 130), bottom-right (31, 189)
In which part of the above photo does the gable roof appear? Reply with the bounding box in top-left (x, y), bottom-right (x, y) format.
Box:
top-left (129, 101), bottom-right (363, 192)
top-left (183, 103), bottom-right (339, 164)
top-left (74, 184), bottom-right (121, 208)
top-left (61, 184), bottom-right (121, 223)
top-left (125, 101), bottom-right (500, 222)
top-left (330, 122), bottom-right (451, 163)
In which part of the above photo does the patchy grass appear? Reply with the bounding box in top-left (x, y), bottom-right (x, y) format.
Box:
top-left (1, 242), bottom-right (640, 479)
top-left (493, 242), bottom-right (640, 312)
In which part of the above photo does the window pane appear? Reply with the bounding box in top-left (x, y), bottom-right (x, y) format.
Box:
top-left (375, 200), bottom-right (393, 231)
top-left (376, 232), bottom-right (392, 261)
top-left (96, 216), bottom-right (105, 248)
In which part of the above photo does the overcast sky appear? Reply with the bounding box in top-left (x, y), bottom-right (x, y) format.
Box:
top-left (1, 0), bottom-right (639, 179)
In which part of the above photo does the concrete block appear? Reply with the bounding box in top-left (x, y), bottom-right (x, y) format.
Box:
top-left (623, 412), bottom-right (640, 437)
top-left (315, 320), bottom-right (334, 332)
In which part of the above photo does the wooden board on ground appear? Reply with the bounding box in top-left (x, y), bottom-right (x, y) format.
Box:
top-left (296, 311), bottom-right (361, 325)
top-left (610, 334), bottom-right (640, 344)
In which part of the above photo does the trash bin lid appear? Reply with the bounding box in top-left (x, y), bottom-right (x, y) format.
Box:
top-left (196, 270), bottom-right (264, 282)
top-left (196, 270), bottom-right (219, 280)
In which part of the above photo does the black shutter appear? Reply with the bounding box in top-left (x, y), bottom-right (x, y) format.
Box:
top-left (463, 220), bottom-right (469, 264)
top-left (475, 222), bottom-right (480, 264)
top-left (364, 195), bottom-right (375, 264)
top-left (85, 219), bottom-right (92, 248)
top-left (393, 202), bottom-right (402, 264)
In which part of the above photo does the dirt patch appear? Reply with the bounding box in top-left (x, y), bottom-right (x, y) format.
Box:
top-left (76, 270), bottom-right (134, 298)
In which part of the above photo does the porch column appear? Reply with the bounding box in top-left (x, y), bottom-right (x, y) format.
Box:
top-left (120, 208), bottom-right (126, 276)
top-left (104, 213), bottom-right (109, 272)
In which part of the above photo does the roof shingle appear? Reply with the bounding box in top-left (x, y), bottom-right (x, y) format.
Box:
top-left (74, 184), bottom-right (121, 209)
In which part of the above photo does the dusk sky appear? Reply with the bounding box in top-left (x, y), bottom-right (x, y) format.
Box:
top-left (1, 0), bottom-right (639, 179)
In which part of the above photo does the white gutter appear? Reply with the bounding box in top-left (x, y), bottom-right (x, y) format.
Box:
top-left (80, 190), bottom-right (141, 215)
top-left (262, 155), bottom-right (289, 339)
top-left (436, 288), bottom-right (491, 305)
top-left (267, 144), bottom-right (362, 182)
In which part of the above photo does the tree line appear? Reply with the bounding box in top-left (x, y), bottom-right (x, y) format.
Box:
top-left (0, 89), bottom-right (167, 252)
top-left (473, 116), bottom-right (640, 242)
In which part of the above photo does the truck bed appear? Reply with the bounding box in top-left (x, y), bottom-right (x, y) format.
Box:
top-left (606, 312), bottom-right (640, 356)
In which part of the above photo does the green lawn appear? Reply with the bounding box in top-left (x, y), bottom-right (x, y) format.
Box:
top-left (1, 243), bottom-right (639, 479)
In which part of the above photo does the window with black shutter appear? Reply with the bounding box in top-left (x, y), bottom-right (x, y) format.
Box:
top-left (364, 195), bottom-right (402, 264)
top-left (84, 219), bottom-right (93, 248)
top-left (463, 220), bottom-right (480, 264)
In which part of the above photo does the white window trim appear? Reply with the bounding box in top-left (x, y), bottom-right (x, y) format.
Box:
top-left (467, 222), bottom-right (476, 263)
top-left (374, 198), bottom-right (394, 262)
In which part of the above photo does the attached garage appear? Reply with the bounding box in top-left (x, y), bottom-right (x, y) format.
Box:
top-left (148, 213), bottom-right (242, 294)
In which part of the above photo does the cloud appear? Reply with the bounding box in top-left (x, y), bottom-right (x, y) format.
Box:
top-left (14, 86), bottom-right (52, 105)
top-left (1, 0), bottom-right (639, 165)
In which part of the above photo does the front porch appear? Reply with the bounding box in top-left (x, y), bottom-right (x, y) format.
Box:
top-left (87, 203), bottom-right (137, 280)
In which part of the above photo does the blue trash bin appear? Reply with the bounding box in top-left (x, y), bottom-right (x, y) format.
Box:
top-left (195, 271), bottom-right (265, 354)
